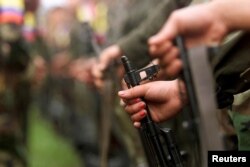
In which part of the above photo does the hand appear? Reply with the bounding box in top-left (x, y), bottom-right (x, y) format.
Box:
top-left (118, 80), bottom-right (185, 128)
top-left (51, 52), bottom-right (71, 77)
top-left (148, 3), bottom-right (228, 77)
top-left (32, 56), bottom-right (47, 87)
top-left (69, 57), bottom-right (97, 85)
top-left (92, 45), bottom-right (122, 88)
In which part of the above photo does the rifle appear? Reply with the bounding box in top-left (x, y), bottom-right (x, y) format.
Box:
top-left (121, 56), bottom-right (184, 167)
top-left (176, 37), bottom-right (225, 166)
top-left (172, 0), bottom-right (225, 165)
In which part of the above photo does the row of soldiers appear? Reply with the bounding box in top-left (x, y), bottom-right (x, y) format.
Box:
top-left (0, 0), bottom-right (37, 166)
top-left (1, 0), bottom-right (250, 167)
top-left (0, 0), bottom-right (150, 166)
top-left (0, 0), bottom-right (99, 166)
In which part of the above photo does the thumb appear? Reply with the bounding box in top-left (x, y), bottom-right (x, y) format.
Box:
top-left (118, 85), bottom-right (148, 100)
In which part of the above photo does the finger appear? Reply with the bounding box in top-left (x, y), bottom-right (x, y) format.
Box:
top-left (120, 98), bottom-right (142, 106)
top-left (98, 61), bottom-right (108, 72)
top-left (118, 85), bottom-right (149, 100)
top-left (150, 41), bottom-right (172, 57)
top-left (119, 99), bottom-right (126, 107)
top-left (94, 78), bottom-right (104, 90)
top-left (94, 56), bottom-right (111, 76)
top-left (91, 63), bottom-right (102, 78)
top-left (124, 101), bottom-right (146, 115)
top-left (130, 110), bottom-right (147, 122)
top-left (133, 122), bottom-right (141, 128)
top-left (99, 45), bottom-right (121, 69)
top-left (165, 59), bottom-right (182, 78)
top-left (161, 47), bottom-right (179, 67)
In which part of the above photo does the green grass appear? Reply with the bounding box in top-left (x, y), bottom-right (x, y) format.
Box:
top-left (27, 107), bottom-right (82, 167)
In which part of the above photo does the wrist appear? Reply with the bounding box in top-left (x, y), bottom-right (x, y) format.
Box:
top-left (206, 1), bottom-right (230, 42)
top-left (209, 0), bottom-right (234, 33)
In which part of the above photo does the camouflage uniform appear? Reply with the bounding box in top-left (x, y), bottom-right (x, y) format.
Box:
top-left (213, 32), bottom-right (250, 150)
top-left (0, 0), bottom-right (31, 166)
top-left (230, 90), bottom-right (250, 150)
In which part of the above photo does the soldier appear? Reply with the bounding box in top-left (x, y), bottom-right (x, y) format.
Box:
top-left (36, 1), bottom-right (130, 166)
top-left (69, 1), bottom-right (134, 166)
top-left (36, 6), bottom-right (94, 167)
top-left (0, 0), bottom-right (35, 166)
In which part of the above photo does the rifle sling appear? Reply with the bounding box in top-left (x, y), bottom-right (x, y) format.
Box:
top-left (188, 46), bottom-right (225, 166)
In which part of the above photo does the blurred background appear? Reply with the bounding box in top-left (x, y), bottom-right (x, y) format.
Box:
top-left (29, 0), bottom-right (135, 166)
top-left (0, 0), bottom-right (239, 167)
top-left (0, 0), bottom-right (146, 167)
top-left (29, 1), bottom-right (90, 167)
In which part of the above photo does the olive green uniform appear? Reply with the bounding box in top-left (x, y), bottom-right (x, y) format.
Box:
top-left (0, 24), bottom-right (31, 167)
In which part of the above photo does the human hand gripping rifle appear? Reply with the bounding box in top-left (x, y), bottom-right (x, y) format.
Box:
top-left (121, 56), bottom-right (184, 167)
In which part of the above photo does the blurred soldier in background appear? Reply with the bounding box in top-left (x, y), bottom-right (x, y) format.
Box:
top-left (35, 6), bottom-right (99, 167)
top-left (0, 0), bottom-right (38, 166)
top-left (58, 0), bottom-right (152, 166)
top-left (68, 1), bottom-right (134, 166)
top-left (34, 0), bottom-right (132, 166)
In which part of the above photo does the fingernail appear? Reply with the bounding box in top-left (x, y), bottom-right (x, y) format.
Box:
top-left (139, 110), bottom-right (146, 117)
top-left (119, 100), bottom-right (126, 107)
top-left (118, 91), bottom-right (126, 96)
top-left (139, 102), bottom-right (145, 110)
top-left (134, 122), bottom-right (141, 128)
top-left (134, 98), bottom-right (141, 103)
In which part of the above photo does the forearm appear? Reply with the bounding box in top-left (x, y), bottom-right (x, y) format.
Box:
top-left (210, 0), bottom-right (250, 32)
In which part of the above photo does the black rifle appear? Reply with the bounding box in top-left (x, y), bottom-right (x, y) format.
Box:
top-left (176, 36), bottom-right (225, 166)
top-left (121, 56), bottom-right (184, 167)
top-left (175, 36), bottom-right (202, 165)
top-left (173, 1), bottom-right (206, 166)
